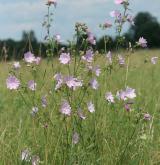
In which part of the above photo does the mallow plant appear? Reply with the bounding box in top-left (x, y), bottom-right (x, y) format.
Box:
top-left (6, 0), bottom-right (155, 164)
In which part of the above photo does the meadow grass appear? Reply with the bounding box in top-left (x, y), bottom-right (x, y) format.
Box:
top-left (1, 49), bottom-right (160, 165)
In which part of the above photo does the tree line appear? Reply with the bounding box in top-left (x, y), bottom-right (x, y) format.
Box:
top-left (0, 12), bottom-right (160, 61)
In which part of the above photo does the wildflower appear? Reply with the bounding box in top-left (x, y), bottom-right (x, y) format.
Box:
top-left (47, 0), bottom-right (57, 7)
top-left (105, 92), bottom-right (114, 103)
top-left (78, 108), bottom-right (86, 120)
top-left (106, 51), bottom-right (112, 64)
top-left (90, 78), bottom-right (99, 90)
top-left (31, 107), bottom-right (39, 116)
top-left (21, 149), bottom-right (31, 161)
top-left (137, 37), bottom-right (147, 48)
top-left (103, 21), bottom-right (112, 28)
top-left (87, 101), bottom-right (95, 113)
top-left (151, 57), bottom-right (158, 64)
top-left (127, 15), bottom-right (135, 25)
top-left (87, 32), bottom-right (96, 45)
top-left (60, 100), bottom-right (71, 116)
top-left (144, 113), bottom-right (151, 121)
top-left (59, 53), bottom-right (71, 64)
top-left (34, 57), bottom-right (41, 65)
top-left (82, 49), bottom-right (94, 63)
top-left (93, 66), bottom-right (101, 77)
top-left (116, 90), bottom-right (127, 101)
top-left (64, 76), bottom-right (82, 90)
top-left (13, 61), bottom-right (21, 69)
top-left (124, 103), bottom-right (131, 112)
top-left (115, 0), bottom-right (124, 4)
top-left (72, 132), bottom-right (79, 144)
top-left (118, 55), bottom-right (125, 66)
top-left (110, 10), bottom-right (121, 18)
top-left (54, 73), bottom-right (63, 90)
top-left (28, 80), bottom-right (37, 91)
top-left (6, 75), bottom-right (20, 90)
top-left (24, 52), bottom-right (35, 63)
top-left (41, 95), bottom-right (47, 108)
top-left (125, 87), bottom-right (136, 99)
top-left (55, 34), bottom-right (61, 43)
top-left (32, 155), bottom-right (40, 165)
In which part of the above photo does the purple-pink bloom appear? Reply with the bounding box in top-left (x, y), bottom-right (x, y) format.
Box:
top-left (59, 53), bottom-right (71, 64)
top-left (103, 21), bottom-right (112, 28)
top-left (78, 108), bottom-right (86, 120)
top-left (34, 57), bottom-right (41, 65)
top-left (118, 55), bottom-right (125, 66)
top-left (13, 62), bottom-right (21, 70)
top-left (24, 51), bottom-right (35, 63)
top-left (90, 78), bottom-right (99, 90)
top-left (144, 113), bottom-right (151, 121)
top-left (115, 0), bottom-right (124, 4)
top-left (64, 76), bottom-right (83, 90)
top-left (47, 0), bottom-right (57, 7)
top-left (105, 92), bottom-right (114, 103)
top-left (42, 95), bottom-right (47, 108)
top-left (28, 80), bottom-right (37, 91)
top-left (6, 75), bottom-right (20, 90)
top-left (137, 37), bottom-right (147, 48)
top-left (54, 34), bottom-right (61, 43)
top-left (127, 15), bottom-right (135, 25)
top-left (54, 73), bottom-right (63, 90)
top-left (93, 66), bottom-right (101, 77)
top-left (87, 32), bottom-right (96, 45)
top-left (125, 87), bottom-right (136, 99)
top-left (116, 90), bottom-right (127, 101)
top-left (110, 10), bottom-right (121, 18)
top-left (72, 132), bottom-right (79, 144)
top-left (87, 101), bottom-right (95, 113)
top-left (151, 57), bottom-right (158, 64)
top-left (60, 100), bottom-right (71, 116)
top-left (124, 104), bottom-right (131, 112)
top-left (82, 49), bottom-right (94, 63)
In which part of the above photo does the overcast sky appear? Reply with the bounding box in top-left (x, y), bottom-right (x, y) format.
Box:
top-left (0, 0), bottom-right (160, 41)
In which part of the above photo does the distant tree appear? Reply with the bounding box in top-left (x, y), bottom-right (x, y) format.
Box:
top-left (125, 12), bottom-right (160, 48)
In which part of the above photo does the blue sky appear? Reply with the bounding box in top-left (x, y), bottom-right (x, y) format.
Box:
top-left (0, 0), bottom-right (160, 41)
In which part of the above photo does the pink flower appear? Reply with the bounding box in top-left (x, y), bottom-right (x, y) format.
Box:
top-left (93, 66), bottom-right (101, 77)
top-left (90, 78), bottom-right (99, 90)
top-left (28, 80), bottom-right (37, 91)
top-left (116, 90), bottom-right (127, 101)
top-left (32, 155), bottom-right (40, 165)
top-left (13, 62), bottom-right (21, 70)
top-left (118, 55), bottom-right (125, 66)
top-left (105, 92), bottom-right (114, 103)
top-left (54, 73), bottom-right (63, 90)
top-left (24, 52), bottom-right (35, 63)
top-left (115, 0), bottom-right (124, 4)
top-left (55, 34), bottom-right (61, 43)
top-left (60, 100), bottom-right (71, 116)
top-left (78, 108), bottom-right (86, 120)
top-left (137, 37), bottom-right (147, 48)
top-left (144, 113), bottom-right (151, 121)
top-left (47, 0), bottom-right (57, 7)
top-left (110, 10), bottom-right (121, 18)
top-left (151, 57), bottom-right (158, 64)
top-left (42, 95), bottom-right (47, 108)
top-left (124, 104), bottom-right (131, 112)
top-left (6, 75), bottom-right (20, 90)
top-left (125, 87), bottom-right (136, 99)
top-left (87, 101), bottom-right (95, 113)
top-left (64, 76), bottom-right (83, 90)
top-left (82, 49), bottom-right (94, 63)
top-left (127, 15), bottom-right (135, 25)
top-left (72, 132), bottom-right (79, 144)
top-left (59, 53), bottom-right (71, 64)
top-left (103, 21), bottom-right (112, 28)
top-left (87, 32), bottom-right (96, 45)
top-left (34, 57), bottom-right (41, 65)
